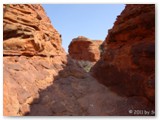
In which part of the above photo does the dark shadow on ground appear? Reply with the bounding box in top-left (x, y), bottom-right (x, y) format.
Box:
top-left (25, 56), bottom-right (155, 116)
top-left (25, 56), bottom-right (91, 116)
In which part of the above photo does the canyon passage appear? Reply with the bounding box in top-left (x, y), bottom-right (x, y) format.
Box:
top-left (3, 4), bottom-right (155, 116)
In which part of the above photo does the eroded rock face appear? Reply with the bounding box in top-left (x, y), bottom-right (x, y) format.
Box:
top-left (69, 36), bottom-right (103, 62)
top-left (3, 4), bottom-right (67, 116)
top-left (3, 4), bottom-right (155, 116)
top-left (3, 4), bottom-right (65, 56)
top-left (91, 4), bottom-right (155, 105)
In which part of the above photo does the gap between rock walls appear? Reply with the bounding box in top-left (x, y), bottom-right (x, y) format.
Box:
top-left (3, 4), bottom-right (155, 116)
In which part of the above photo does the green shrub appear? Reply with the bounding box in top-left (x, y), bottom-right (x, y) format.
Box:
top-left (77, 60), bottom-right (94, 72)
top-left (99, 44), bottom-right (103, 53)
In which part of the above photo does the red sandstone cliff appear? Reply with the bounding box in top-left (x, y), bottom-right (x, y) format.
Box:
top-left (3, 4), bottom-right (65, 56)
top-left (3, 4), bottom-right (155, 116)
top-left (69, 36), bottom-right (103, 62)
top-left (3, 4), bottom-right (67, 116)
top-left (91, 4), bottom-right (155, 105)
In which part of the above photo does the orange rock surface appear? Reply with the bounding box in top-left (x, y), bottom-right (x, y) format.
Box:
top-left (3, 4), bottom-right (65, 56)
top-left (3, 4), bottom-right (155, 116)
top-left (69, 36), bottom-right (103, 62)
top-left (91, 4), bottom-right (155, 105)
top-left (3, 4), bottom-right (67, 116)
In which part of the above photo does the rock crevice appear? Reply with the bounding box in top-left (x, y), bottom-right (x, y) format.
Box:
top-left (3, 4), bottom-right (155, 116)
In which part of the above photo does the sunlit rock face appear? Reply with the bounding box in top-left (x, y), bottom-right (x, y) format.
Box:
top-left (91, 4), bottom-right (155, 104)
top-left (3, 4), bottom-right (67, 116)
top-left (3, 4), bottom-right (65, 56)
top-left (69, 36), bottom-right (103, 62)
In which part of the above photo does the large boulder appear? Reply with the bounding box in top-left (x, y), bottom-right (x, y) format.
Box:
top-left (69, 36), bottom-right (103, 62)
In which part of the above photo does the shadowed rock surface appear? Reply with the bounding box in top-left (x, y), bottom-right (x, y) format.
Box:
top-left (69, 36), bottom-right (103, 62)
top-left (27, 57), bottom-right (154, 116)
top-left (91, 4), bottom-right (155, 108)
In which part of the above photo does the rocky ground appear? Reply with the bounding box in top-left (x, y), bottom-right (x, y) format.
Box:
top-left (27, 57), bottom-right (154, 116)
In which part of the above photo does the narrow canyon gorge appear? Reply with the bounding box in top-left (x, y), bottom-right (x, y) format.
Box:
top-left (3, 4), bottom-right (155, 116)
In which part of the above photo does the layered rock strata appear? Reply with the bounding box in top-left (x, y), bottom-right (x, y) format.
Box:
top-left (3, 4), bottom-right (65, 56)
top-left (3, 4), bottom-right (66, 116)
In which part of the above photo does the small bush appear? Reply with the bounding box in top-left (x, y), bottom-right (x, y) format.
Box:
top-left (77, 60), bottom-right (94, 72)
top-left (99, 44), bottom-right (103, 53)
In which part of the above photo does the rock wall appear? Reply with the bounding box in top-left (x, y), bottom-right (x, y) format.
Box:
top-left (69, 36), bottom-right (103, 62)
top-left (3, 4), bottom-right (155, 116)
top-left (3, 4), bottom-right (65, 56)
top-left (3, 4), bottom-right (67, 116)
top-left (91, 4), bottom-right (155, 104)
